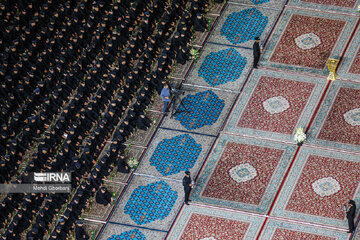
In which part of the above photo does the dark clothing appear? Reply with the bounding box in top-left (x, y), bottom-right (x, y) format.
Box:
top-left (75, 226), bottom-right (89, 240)
top-left (95, 189), bottom-right (112, 206)
top-left (182, 175), bottom-right (192, 204)
top-left (117, 159), bottom-right (130, 173)
top-left (347, 204), bottom-right (356, 232)
top-left (253, 41), bottom-right (260, 68)
top-left (194, 17), bottom-right (207, 32)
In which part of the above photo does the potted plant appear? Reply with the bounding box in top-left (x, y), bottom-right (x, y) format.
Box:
top-left (127, 157), bottom-right (139, 170)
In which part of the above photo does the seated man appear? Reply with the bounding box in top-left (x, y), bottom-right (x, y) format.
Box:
top-left (75, 220), bottom-right (89, 240)
top-left (95, 187), bottom-right (113, 207)
top-left (194, 13), bottom-right (207, 32)
top-left (116, 154), bottom-right (130, 173)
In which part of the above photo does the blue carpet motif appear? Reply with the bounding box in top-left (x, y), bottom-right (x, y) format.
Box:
top-left (107, 229), bottom-right (146, 240)
top-left (251, 0), bottom-right (270, 4)
top-left (149, 134), bottom-right (202, 176)
top-left (175, 90), bottom-right (225, 130)
top-left (198, 48), bottom-right (247, 86)
top-left (124, 181), bottom-right (178, 225)
top-left (220, 8), bottom-right (268, 45)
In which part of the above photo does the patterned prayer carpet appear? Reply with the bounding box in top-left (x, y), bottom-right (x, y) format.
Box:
top-left (186, 44), bottom-right (253, 91)
top-left (224, 69), bottom-right (327, 142)
top-left (261, 7), bottom-right (357, 75)
top-left (167, 205), bottom-right (265, 240)
top-left (191, 134), bottom-right (297, 214)
top-left (208, 3), bottom-right (281, 48)
top-left (136, 129), bottom-right (215, 180)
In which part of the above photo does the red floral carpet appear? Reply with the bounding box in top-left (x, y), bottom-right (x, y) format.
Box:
top-left (308, 81), bottom-right (360, 152)
top-left (224, 69), bottom-right (327, 142)
top-left (261, 8), bottom-right (357, 75)
top-left (317, 87), bottom-right (360, 145)
top-left (301, 0), bottom-right (357, 7)
top-left (167, 205), bottom-right (264, 239)
top-left (272, 147), bottom-right (360, 228)
top-left (202, 142), bottom-right (284, 204)
top-left (286, 155), bottom-right (360, 219)
top-left (270, 15), bottom-right (345, 69)
top-left (237, 76), bottom-right (315, 134)
top-left (272, 228), bottom-right (336, 240)
top-left (179, 214), bottom-right (249, 240)
top-left (191, 135), bottom-right (296, 214)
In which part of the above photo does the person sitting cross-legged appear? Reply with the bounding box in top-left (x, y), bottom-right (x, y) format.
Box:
top-left (95, 187), bottom-right (113, 207)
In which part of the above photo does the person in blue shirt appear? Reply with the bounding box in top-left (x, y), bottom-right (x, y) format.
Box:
top-left (160, 83), bottom-right (171, 115)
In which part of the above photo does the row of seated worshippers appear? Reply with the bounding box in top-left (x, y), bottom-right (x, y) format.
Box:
top-left (44, 1), bottom-right (211, 239)
top-left (0, 0), bottom-right (211, 239)
top-left (0, 0), bottom-right (161, 238)
top-left (0, 0), bottom-right (161, 183)
top-left (0, 0), bottom-right (129, 182)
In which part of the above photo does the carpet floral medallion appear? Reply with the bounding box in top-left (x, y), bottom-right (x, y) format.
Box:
top-left (124, 181), bottom-right (178, 225)
top-left (228, 0), bottom-right (287, 8)
top-left (209, 4), bottom-right (281, 48)
top-left (259, 219), bottom-right (349, 239)
top-left (224, 69), bottom-right (327, 142)
top-left (272, 147), bottom-right (360, 227)
top-left (261, 8), bottom-right (357, 74)
top-left (307, 80), bottom-right (360, 152)
top-left (110, 176), bottom-right (184, 231)
top-left (186, 44), bottom-right (253, 91)
top-left (191, 134), bottom-right (296, 213)
top-left (175, 90), bottom-right (225, 130)
top-left (220, 8), bottom-right (268, 45)
top-left (198, 48), bottom-right (247, 87)
top-left (167, 205), bottom-right (264, 240)
top-left (107, 229), bottom-right (146, 240)
top-left (136, 129), bottom-right (215, 181)
top-left (148, 134), bottom-right (202, 176)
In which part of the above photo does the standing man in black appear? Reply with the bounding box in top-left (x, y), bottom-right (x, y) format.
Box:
top-left (183, 171), bottom-right (193, 205)
top-left (253, 37), bottom-right (261, 68)
top-left (345, 200), bottom-right (356, 233)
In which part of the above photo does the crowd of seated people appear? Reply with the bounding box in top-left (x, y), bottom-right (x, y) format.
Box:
top-left (0, 0), bottom-right (211, 239)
